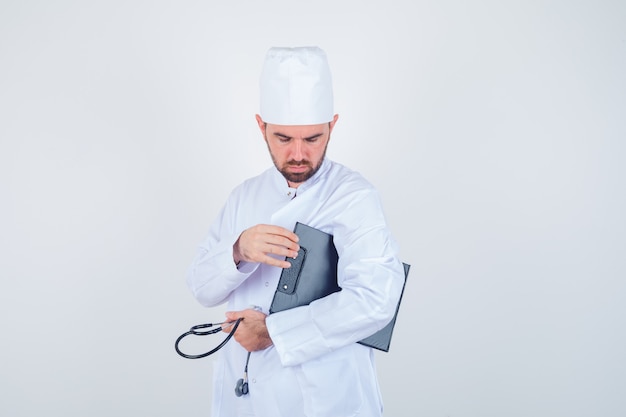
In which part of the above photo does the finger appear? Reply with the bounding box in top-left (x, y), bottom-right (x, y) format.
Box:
top-left (220, 321), bottom-right (236, 333)
top-left (221, 321), bottom-right (234, 329)
top-left (240, 245), bottom-right (294, 267)
top-left (260, 241), bottom-right (299, 260)
top-left (242, 308), bottom-right (267, 319)
top-left (264, 234), bottom-right (300, 254)
top-left (243, 235), bottom-right (298, 262)
top-left (256, 225), bottom-right (299, 245)
top-left (225, 311), bottom-right (242, 321)
top-left (260, 254), bottom-right (293, 269)
top-left (237, 226), bottom-right (300, 265)
top-left (238, 234), bottom-right (295, 261)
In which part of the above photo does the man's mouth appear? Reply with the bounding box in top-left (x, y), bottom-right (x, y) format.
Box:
top-left (287, 162), bottom-right (310, 172)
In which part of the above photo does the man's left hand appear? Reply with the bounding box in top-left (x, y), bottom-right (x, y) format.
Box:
top-left (224, 309), bottom-right (273, 352)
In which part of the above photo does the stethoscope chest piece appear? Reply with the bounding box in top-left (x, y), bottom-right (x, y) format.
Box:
top-left (235, 377), bottom-right (249, 397)
top-left (234, 351), bottom-right (252, 396)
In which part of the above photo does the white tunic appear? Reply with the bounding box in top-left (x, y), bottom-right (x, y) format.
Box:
top-left (187, 158), bottom-right (405, 417)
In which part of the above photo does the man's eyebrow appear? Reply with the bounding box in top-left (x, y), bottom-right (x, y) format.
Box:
top-left (274, 132), bottom-right (292, 140)
top-left (273, 132), bottom-right (324, 141)
top-left (303, 133), bottom-right (324, 141)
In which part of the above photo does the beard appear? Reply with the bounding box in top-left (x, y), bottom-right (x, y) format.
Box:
top-left (278, 159), bottom-right (321, 184)
top-left (267, 141), bottom-right (329, 185)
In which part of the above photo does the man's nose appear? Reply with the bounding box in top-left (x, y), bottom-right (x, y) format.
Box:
top-left (290, 139), bottom-right (304, 161)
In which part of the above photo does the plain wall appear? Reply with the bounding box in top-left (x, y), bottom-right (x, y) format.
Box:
top-left (1, 1), bottom-right (625, 416)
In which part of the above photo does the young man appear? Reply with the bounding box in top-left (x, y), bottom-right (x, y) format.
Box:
top-left (187, 46), bottom-right (405, 417)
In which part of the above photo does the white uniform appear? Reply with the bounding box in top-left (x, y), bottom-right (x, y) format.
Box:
top-left (187, 158), bottom-right (405, 417)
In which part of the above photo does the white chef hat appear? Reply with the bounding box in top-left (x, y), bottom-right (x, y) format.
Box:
top-left (259, 46), bottom-right (334, 125)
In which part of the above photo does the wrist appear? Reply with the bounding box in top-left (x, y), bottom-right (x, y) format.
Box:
top-left (233, 239), bottom-right (242, 265)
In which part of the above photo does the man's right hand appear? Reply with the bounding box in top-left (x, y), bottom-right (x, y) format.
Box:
top-left (233, 224), bottom-right (300, 269)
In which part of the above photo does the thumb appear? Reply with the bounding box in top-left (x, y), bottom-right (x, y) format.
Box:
top-left (224, 311), bottom-right (239, 321)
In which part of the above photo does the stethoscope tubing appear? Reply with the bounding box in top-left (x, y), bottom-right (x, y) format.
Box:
top-left (175, 318), bottom-right (242, 359)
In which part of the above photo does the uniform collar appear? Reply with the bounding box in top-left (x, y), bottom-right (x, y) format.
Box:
top-left (272, 158), bottom-right (331, 199)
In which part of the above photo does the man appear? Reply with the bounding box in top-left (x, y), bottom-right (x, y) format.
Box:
top-left (187, 46), bottom-right (405, 417)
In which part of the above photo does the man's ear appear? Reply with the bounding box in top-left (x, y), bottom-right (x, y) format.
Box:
top-left (255, 114), bottom-right (266, 136)
top-left (329, 114), bottom-right (339, 134)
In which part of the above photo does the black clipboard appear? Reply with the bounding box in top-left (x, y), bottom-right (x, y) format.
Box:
top-left (269, 222), bottom-right (410, 352)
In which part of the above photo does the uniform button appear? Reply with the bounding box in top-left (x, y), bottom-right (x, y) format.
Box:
top-left (287, 191), bottom-right (292, 196)
top-left (252, 379), bottom-right (257, 384)
top-left (265, 282), bottom-right (269, 287)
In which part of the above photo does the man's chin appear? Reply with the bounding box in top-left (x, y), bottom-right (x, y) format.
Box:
top-left (283, 172), bottom-right (310, 183)
top-left (279, 167), bottom-right (312, 183)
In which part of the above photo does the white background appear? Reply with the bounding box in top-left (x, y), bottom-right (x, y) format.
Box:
top-left (1, 1), bottom-right (625, 416)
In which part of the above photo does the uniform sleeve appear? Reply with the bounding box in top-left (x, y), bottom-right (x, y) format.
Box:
top-left (265, 188), bottom-right (405, 366)
top-left (186, 192), bottom-right (260, 307)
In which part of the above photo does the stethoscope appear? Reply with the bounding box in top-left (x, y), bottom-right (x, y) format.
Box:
top-left (174, 319), bottom-right (241, 359)
top-left (175, 317), bottom-right (252, 397)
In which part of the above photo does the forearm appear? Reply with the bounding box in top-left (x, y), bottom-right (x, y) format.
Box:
top-left (187, 231), bottom-right (259, 307)
top-left (267, 256), bottom-right (404, 366)
top-left (267, 189), bottom-right (405, 366)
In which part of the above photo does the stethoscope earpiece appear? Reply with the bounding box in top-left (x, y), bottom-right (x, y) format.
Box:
top-left (235, 378), bottom-right (249, 397)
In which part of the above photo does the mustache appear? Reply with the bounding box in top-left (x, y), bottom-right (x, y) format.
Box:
top-left (286, 160), bottom-right (311, 166)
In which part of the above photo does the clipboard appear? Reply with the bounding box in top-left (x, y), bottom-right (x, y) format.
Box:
top-left (269, 222), bottom-right (410, 352)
